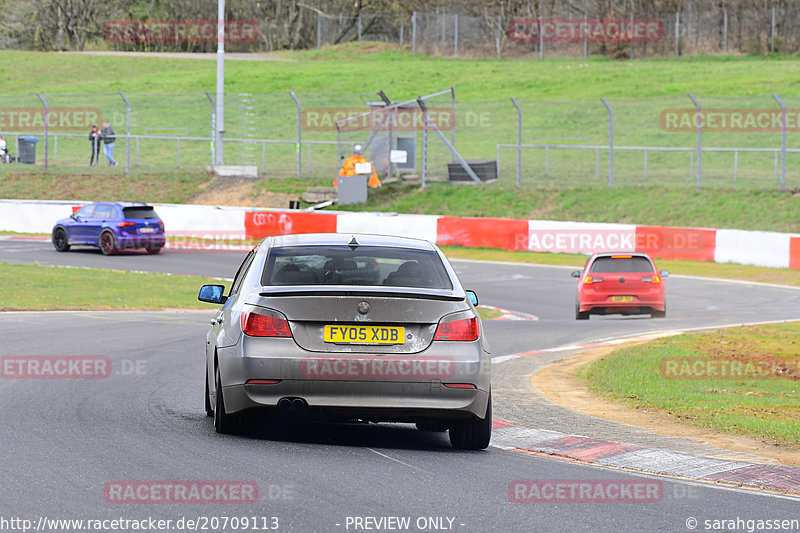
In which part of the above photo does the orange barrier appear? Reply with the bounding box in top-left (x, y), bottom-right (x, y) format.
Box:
top-left (244, 211), bottom-right (337, 240)
top-left (790, 237), bottom-right (800, 270)
top-left (634, 226), bottom-right (717, 262)
top-left (436, 216), bottom-right (529, 251)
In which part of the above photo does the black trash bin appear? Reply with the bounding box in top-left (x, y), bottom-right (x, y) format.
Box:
top-left (18, 137), bottom-right (39, 164)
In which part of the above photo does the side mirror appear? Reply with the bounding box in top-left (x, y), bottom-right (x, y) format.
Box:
top-left (659, 270), bottom-right (670, 278)
top-left (198, 284), bottom-right (227, 304)
top-left (571, 271), bottom-right (581, 278)
top-left (465, 290), bottom-right (479, 307)
top-left (70, 213), bottom-right (78, 220)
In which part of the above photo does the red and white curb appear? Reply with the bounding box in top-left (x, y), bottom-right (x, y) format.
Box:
top-left (489, 420), bottom-right (800, 495)
top-left (490, 326), bottom-right (800, 495)
top-left (480, 305), bottom-right (538, 321)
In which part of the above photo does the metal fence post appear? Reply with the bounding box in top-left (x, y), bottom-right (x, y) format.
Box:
top-left (601, 98), bottom-right (613, 187)
top-left (290, 91), bottom-right (302, 178)
top-left (496, 15), bottom-right (502, 58)
top-left (723, 9), bottom-right (728, 53)
top-left (539, 17), bottom-right (544, 60)
top-left (358, 13), bottom-right (362, 41)
top-left (205, 91), bottom-right (215, 168)
top-left (412, 12), bottom-right (417, 55)
top-left (420, 119), bottom-right (427, 189)
top-left (773, 94), bottom-right (787, 191)
top-left (317, 12), bottom-right (322, 48)
top-left (511, 98), bottom-right (522, 186)
top-left (770, 7), bottom-right (776, 53)
top-left (675, 11), bottom-right (680, 56)
top-left (36, 93), bottom-right (48, 170)
top-left (450, 86), bottom-right (455, 148)
top-left (119, 92), bottom-right (131, 174)
top-left (400, 24), bottom-right (404, 46)
top-left (583, 12), bottom-right (588, 59)
top-left (688, 93), bottom-right (702, 188)
top-left (454, 14), bottom-right (459, 57)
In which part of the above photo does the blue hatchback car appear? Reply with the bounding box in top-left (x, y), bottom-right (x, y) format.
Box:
top-left (52, 202), bottom-right (166, 255)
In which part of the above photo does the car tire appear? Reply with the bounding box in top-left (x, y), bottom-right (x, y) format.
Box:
top-left (652, 302), bottom-right (666, 318)
top-left (146, 246), bottom-right (163, 255)
top-left (214, 367), bottom-right (239, 434)
top-left (99, 231), bottom-right (117, 255)
top-left (205, 365), bottom-right (213, 417)
top-left (52, 228), bottom-right (70, 252)
top-left (449, 393), bottom-right (492, 450)
top-left (575, 306), bottom-right (589, 320)
top-left (416, 421), bottom-right (448, 432)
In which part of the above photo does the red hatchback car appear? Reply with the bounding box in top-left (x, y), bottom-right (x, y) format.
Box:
top-left (573, 252), bottom-right (668, 320)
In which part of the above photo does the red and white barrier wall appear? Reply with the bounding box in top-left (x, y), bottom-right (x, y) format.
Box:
top-left (1, 199), bottom-right (798, 270)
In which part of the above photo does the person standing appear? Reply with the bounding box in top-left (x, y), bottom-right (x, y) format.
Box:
top-left (88, 125), bottom-right (102, 166)
top-left (100, 121), bottom-right (118, 167)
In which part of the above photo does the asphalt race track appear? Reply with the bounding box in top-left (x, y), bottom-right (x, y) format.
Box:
top-left (2, 239), bottom-right (800, 532)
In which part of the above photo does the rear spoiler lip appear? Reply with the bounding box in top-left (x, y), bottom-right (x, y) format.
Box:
top-left (257, 288), bottom-right (465, 302)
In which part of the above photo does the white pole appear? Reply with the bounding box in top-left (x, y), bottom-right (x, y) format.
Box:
top-left (215, 0), bottom-right (225, 165)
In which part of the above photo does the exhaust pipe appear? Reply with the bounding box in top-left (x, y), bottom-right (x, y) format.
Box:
top-left (278, 398), bottom-right (292, 410)
top-left (278, 397), bottom-right (308, 411)
top-left (291, 398), bottom-right (307, 410)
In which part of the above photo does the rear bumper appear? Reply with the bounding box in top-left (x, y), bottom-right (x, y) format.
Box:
top-left (578, 289), bottom-right (664, 314)
top-left (115, 233), bottom-right (166, 249)
top-left (216, 337), bottom-right (491, 420)
top-left (223, 380), bottom-right (490, 421)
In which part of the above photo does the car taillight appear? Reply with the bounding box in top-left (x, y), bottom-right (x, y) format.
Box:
top-left (241, 310), bottom-right (292, 337)
top-left (583, 275), bottom-right (604, 284)
top-left (118, 221), bottom-right (135, 228)
top-left (640, 274), bottom-right (662, 284)
top-left (443, 383), bottom-right (477, 389)
top-left (434, 317), bottom-right (479, 341)
top-left (157, 221), bottom-right (164, 228)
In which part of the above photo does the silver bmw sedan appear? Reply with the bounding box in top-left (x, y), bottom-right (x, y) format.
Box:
top-left (198, 233), bottom-right (492, 449)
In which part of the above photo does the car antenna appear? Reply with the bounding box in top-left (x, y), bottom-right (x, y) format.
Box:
top-left (348, 236), bottom-right (359, 250)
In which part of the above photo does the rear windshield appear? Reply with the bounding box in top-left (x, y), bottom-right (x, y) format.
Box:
top-left (590, 256), bottom-right (654, 273)
top-left (261, 245), bottom-right (453, 290)
top-left (122, 206), bottom-right (159, 220)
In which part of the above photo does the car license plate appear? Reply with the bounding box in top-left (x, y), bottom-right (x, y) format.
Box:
top-left (138, 227), bottom-right (155, 233)
top-left (324, 325), bottom-right (405, 345)
top-left (611, 296), bottom-right (634, 303)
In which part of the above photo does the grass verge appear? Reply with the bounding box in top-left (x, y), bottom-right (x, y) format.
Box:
top-left (0, 263), bottom-right (219, 310)
top-left (0, 262), bottom-right (502, 318)
top-left (335, 183), bottom-right (800, 233)
top-left (2, 174), bottom-right (798, 233)
top-left (577, 322), bottom-right (800, 446)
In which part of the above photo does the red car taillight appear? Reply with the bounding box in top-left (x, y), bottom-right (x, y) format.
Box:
top-left (241, 309), bottom-right (292, 337)
top-left (117, 221), bottom-right (135, 228)
top-left (583, 275), bottom-right (604, 284)
top-left (640, 274), bottom-right (662, 284)
top-left (434, 317), bottom-right (479, 342)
